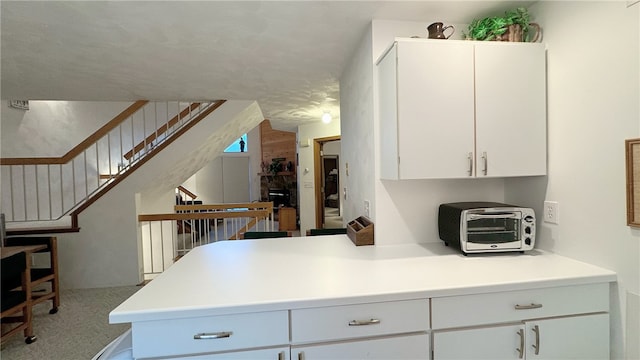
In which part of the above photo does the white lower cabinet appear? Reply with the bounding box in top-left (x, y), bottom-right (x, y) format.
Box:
top-left (290, 299), bottom-right (430, 359)
top-left (292, 333), bottom-right (429, 360)
top-left (431, 283), bottom-right (611, 360)
top-left (433, 313), bottom-right (609, 360)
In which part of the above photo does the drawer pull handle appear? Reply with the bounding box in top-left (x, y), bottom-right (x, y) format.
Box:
top-left (348, 319), bottom-right (381, 326)
top-left (193, 331), bottom-right (233, 340)
top-left (516, 329), bottom-right (525, 359)
top-left (514, 303), bottom-right (543, 310)
top-left (278, 351), bottom-right (285, 360)
top-left (532, 325), bottom-right (541, 355)
top-left (298, 351), bottom-right (305, 360)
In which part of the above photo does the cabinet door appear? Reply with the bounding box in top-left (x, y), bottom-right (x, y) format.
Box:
top-left (183, 347), bottom-right (290, 359)
top-left (433, 324), bottom-right (523, 360)
top-left (474, 42), bottom-right (547, 177)
top-left (525, 313), bottom-right (609, 360)
top-left (292, 333), bottom-right (429, 359)
top-left (395, 40), bottom-right (475, 179)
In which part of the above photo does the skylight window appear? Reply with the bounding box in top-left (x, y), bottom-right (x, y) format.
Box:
top-left (224, 135), bottom-right (247, 153)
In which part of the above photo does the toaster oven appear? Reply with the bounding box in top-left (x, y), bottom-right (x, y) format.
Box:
top-left (438, 202), bottom-right (535, 254)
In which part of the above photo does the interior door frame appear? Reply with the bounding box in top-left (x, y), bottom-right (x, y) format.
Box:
top-left (314, 135), bottom-right (341, 229)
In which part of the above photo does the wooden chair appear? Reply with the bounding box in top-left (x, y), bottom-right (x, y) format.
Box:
top-left (1, 252), bottom-right (37, 344)
top-left (241, 231), bottom-right (292, 239)
top-left (4, 236), bottom-right (60, 314)
top-left (306, 228), bottom-right (347, 236)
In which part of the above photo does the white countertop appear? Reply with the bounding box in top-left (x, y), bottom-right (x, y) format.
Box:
top-left (109, 235), bottom-right (616, 324)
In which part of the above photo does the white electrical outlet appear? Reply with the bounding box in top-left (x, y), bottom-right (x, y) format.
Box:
top-left (364, 200), bottom-right (370, 218)
top-left (543, 201), bottom-right (559, 224)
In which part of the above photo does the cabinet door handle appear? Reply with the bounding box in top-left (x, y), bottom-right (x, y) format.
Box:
top-left (348, 318), bottom-right (381, 326)
top-left (193, 331), bottom-right (233, 340)
top-left (516, 329), bottom-right (525, 359)
top-left (298, 351), bottom-right (305, 360)
top-left (514, 303), bottom-right (543, 310)
top-left (278, 351), bottom-right (285, 360)
top-left (467, 152), bottom-right (473, 176)
top-left (481, 151), bottom-right (488, 175)
top-left (532, 324), bottom-right (541, 355)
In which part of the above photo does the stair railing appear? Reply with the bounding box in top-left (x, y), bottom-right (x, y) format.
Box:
top-left (138, 202), bottom-right (275, 279)
top-left (1, 101), bottom-right (224, 223)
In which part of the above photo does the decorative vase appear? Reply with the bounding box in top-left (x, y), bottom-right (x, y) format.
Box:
top-left (496, 23), bottom-right (541, 42)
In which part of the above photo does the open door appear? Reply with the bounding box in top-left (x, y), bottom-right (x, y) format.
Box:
top-left (314, 137), bottom-right (341, 229)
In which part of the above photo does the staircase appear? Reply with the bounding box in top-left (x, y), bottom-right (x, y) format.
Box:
top-left (1, 99), bottom-right (266, 288)
top-left (1, 101), bottom-right (226, 232)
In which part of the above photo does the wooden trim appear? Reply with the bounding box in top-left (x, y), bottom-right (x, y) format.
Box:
top-left (176, 185), bottom-right (197, 200)
top-left (314, 140), bottom-right (323, 228)
top-left (6, 226), bottom-right (81, 236)
top-left (175, 202), bottom-right (273, 212)
top-left (138, 209), bottom-right (269, 221)
top-left (72, 100), bottom-right (226, 217)
top-left (626, 138), bottom-right (640, 227)
top-left (0, 101), bottom-right (149, 166)
top-left (123, 102), bottom-right (202, 160)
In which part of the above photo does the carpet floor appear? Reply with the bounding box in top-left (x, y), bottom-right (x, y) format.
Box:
top-left (1, 285), bottom-right (140, 360)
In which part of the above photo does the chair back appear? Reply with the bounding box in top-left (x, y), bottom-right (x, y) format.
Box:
top-left (242, 231), bottom-right (291, 239)
top-left (307, 228), bottom-right (347, 236)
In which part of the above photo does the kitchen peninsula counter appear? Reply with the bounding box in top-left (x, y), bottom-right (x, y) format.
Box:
top-left (110, 235), bottom-right (615, 324)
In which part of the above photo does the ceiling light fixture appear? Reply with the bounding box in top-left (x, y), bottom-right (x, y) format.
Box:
top-left (322, 112), bottom-right (332, 124)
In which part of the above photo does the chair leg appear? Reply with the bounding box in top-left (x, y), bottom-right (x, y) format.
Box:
top-left (21, 303), bottom-right (37, 344)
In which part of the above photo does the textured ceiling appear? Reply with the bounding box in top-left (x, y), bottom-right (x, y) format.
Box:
top-left (1, 1), bottom-right (533, 131)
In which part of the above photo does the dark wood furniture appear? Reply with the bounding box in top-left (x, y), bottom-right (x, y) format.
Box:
top-left (4, 237), bottom-right (60, 314)
top-left (1, 250), bottom-right (38, 344)
top-left (278, 207), bottom-right (297, 231)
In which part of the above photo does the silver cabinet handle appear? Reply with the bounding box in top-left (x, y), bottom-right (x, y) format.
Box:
top-left (481, 151), bottom-right (488, 175)
top-left (278, 351), bottom-right (285, 360)
top-left (532, 325), bottom-right (540, 355)
top-left (516, 329), bottom-right (525, 359)
top-left (298, 351), bottom-right (305, 360)
top-left (348, 318), bottom-right (381, 326)
top-left (193, 331), bottom-right (232, 340)
top-left (467, 152), bottom-right (473, 176)
top-left (514, 303), bottom-right (543, 310)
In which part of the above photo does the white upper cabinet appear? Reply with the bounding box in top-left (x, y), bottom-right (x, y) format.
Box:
top-left (378, 38), bottom-right (547, 180)
top-left (474, 42), bottom-right (547, 177)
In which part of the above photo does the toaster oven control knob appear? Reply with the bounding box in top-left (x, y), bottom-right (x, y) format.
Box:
top-left (524, 215), bottom-right (534, 223)
top-left (525, 238), bottom-right (532, 245)
top-left (525, 226), bottom-right (532, 234)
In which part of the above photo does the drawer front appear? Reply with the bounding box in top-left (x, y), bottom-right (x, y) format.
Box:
top-left (431, 283), bottom-right (609, 329)
top-left (132, 311), bottom-right (289, 359)
top-left (290, 299), bottom-right (429, 343)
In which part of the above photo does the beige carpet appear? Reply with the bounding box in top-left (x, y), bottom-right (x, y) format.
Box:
top-left (1, 285), bottom-right (140, 360)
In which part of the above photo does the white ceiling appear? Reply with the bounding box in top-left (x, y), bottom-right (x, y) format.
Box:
top-left (1, 1), bottom-right (533, 131)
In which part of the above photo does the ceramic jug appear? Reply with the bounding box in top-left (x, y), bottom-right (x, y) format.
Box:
top-left (427, 22), bottom-right (455, 39)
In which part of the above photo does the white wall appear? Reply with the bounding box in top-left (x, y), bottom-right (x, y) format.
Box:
top-left (340, 25), bottom-right (376, 229)
top-left (297, 120), bottom-right (341, 234)
top-left (505, 2), bottom-right (639, 358)
top-left (186, 123), bottom-right (262, 204)
top-left (1, 100), bottom-right (133, 157)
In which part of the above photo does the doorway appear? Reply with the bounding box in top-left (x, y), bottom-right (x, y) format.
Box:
top-left (314, 136), bottom-right (342, 229)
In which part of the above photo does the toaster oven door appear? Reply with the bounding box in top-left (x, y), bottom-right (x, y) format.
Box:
top-left (464, 212), bottom-right (522, 251)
